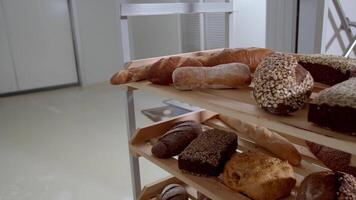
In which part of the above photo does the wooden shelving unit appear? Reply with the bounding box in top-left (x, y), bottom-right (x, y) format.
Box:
top-left (121, 75), bottom-right (356, 200)
top-left (119, 51), bottom-right (356, 200)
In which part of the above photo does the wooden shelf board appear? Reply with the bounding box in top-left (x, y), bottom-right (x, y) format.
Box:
top-left (124, 82), bottom-right (356, 155)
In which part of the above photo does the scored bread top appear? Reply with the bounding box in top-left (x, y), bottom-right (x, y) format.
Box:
top-left (311, 77), bottom-right (356, 108)
top-left (295, 54), bottom-right (356, 74)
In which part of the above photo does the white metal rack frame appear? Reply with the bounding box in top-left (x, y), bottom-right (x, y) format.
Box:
top-left (332, 0), bottom-right (356, 57)
top-left (118, 1), bottom-right (237, 199)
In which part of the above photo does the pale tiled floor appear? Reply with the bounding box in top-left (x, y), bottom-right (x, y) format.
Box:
top-left (0, 83), bottom-right (169, 200)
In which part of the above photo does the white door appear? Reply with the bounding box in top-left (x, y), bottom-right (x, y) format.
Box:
top-left (2, 0), bottom-right (78, 90)
top-left (0, 1), bottom-right (17, 94)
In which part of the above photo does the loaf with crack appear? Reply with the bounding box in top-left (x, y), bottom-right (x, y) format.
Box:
top-left (253, 53), bottom-right (314, 115)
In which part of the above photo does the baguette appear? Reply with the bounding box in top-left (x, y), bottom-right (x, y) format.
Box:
top-left (219, 115), bottom-right (301, 166)
top-left (147, 56), bottom-right (203, 85)
top-left (110, 63), bottom-right (150, 84)
top-left (196, 47), bottom-right (273, 72)
top-left (172, 63), bottom-right (251, 90)
top-left (110, 47), bottom-right (273, 85)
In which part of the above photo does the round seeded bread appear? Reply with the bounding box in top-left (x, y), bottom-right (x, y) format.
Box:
top-left (253, 53), bottom-right (314, 115)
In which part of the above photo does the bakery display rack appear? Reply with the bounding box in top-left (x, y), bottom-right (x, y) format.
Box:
top-left (117, 2), bottom-right (355, 200)
top-left (120, 51), bottom-right (356, 200)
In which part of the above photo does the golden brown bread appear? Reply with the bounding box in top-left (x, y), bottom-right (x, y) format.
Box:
top-left (110, 47), bottom-right (273, 85)
top-left (147, 56), bottom-right (203, 85)
top-left (223, 152), bottom-right (296, 200)
top-left (196, 47), bottom-right (273, 72)
top-left (110, 64), bottom-right (150, 84)
top-left (219, 115), bottom-right (301, 166)
top-left (172, 63), bottom-right (251, 90)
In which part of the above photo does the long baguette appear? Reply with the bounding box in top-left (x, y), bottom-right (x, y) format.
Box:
top-left (219, 115), bottom-right (301, 166)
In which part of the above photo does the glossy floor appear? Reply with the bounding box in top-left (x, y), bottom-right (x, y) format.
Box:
top-left (0, 83), bottom-right (169, 200)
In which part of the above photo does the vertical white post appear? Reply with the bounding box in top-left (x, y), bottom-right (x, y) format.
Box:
top-left (117, 2), bottom-right (141, 200)
top-left (226, 0), bottom-right (237, 48)
top-left (120, 16), bottom-right (131, 63)
top-left (314, 0), bottom-right (330, 53)
top-left (199, 0), bottom-right (206, 50)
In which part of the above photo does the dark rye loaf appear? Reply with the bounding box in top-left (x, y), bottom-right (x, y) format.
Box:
top-left (178, 129), bottom-right (237, 176)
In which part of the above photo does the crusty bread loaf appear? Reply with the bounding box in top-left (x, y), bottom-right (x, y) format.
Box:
top-left (296, 171), bottom-right (338, 200)
top-left (297, 171), bottom-right (356, 200)
top-left (111, 47), bottom-right (273, 85)
top-left (151, 121), bottom-right (202, 159)
top-left (172, 63), bottom-right (251, 90)
top-left (219, 115), bottom-right (301, 166)
top-left (110, 64), bottom-right (150, 84)
top-left (147, 56), bottom-right (203, 85)
top-left (197, 47), bottom-right (273, 73)
top-left (253, 53), bottom-right (314, 115)
top-left (223, 152), bottom-right (296, 200)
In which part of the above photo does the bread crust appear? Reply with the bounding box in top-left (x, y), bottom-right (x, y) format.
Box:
top-left (147, 56), bottom-right (203, 85)
top-left (253, 53), bottom-right (314, 115)
top-left (223, 152), bottom-right (296, 200)
top-left (172, 63), bottom-right (251, 90)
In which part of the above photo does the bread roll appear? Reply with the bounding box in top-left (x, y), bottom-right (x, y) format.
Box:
top-left (223, 152), bottom-right (296, 200)
top-left (172, 63), bottom-right (251, 90)
top-left (219, 115), bottom-right (301, 166)
top-left (253, 53), bottom-right (314, 115)
top-left (151, 121), bottom-right (202, 158)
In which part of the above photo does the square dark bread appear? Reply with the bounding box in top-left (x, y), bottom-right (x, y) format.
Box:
top-left (308, 78), bottom-right (356, 133)
top-left (178, 128), bottom-right (237, 176)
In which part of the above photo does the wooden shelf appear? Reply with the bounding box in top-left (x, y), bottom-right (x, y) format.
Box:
top-left (129, 110), bottom-right (333, 200)
top-left (124, 81), bottom-right (356, 155)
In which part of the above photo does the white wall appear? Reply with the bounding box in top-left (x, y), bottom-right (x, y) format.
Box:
top-left (235, 0), bottom-right (266, 48)
top-left (266, 0), bottom-right (298, 52)
top-left (72, 0), bottom-right (124, 85)
top-left (323, 0), bottom-right (356, 57)
top-left (128, 0), bottom-right (181, 60)
top-left (129, 14), bottom-right (181, 59)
